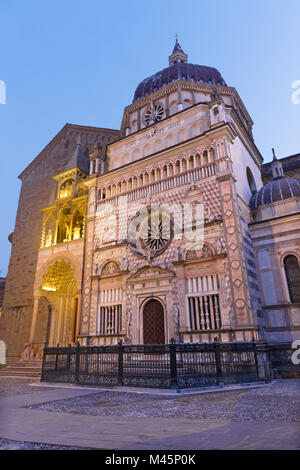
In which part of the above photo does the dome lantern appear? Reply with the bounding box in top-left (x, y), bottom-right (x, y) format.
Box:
top-left (169, 37), bottom-right (188, 65)
top-left (271, 148), bottom-right (284, 179)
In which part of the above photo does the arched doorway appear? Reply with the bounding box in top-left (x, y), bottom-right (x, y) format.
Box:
top-left (143, 299), bottom-right (165, 344)
top-left (38, 259), bottom-right (78, 347)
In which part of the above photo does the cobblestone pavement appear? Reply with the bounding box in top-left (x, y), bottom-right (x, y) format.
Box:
top-left (31, 379), bottom-right (300, 422)
top-left (0, 438), bottom-right (91, 450)
top-left (0, 378), bottom-right (54, 398)
top-left (0, 378), bottom-right (299, 450)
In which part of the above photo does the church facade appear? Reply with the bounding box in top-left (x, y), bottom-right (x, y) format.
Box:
top-left (1, 41), bottom-right (300, 362)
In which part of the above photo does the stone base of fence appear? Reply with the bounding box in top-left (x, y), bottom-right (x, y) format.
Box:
top-left (256, 342), bottom-right (274, 382)
top-left (268, 342), bottom-right (300, 379)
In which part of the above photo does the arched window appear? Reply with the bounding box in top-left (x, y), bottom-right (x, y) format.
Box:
top-left (183, 98), bottom-right (191, 109)
top-left (246, 167), bottom-right (257, 194)
top-left (209, 148), bottom-right (215, 162)
top-left (59, 179), bottom-right (73, 199)
top-left (284, 255), bottom-right (300, 303)
top-left (188, 155), bottom-right (194, 169)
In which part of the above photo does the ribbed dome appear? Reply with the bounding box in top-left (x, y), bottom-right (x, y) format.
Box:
top-left (250, 177), bottom-right (300, 209)
top-left (133, 62), bottom-right (227, 103)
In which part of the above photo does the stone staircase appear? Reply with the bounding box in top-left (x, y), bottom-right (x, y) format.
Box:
top-left (0, 360), bottom-right (43, 378)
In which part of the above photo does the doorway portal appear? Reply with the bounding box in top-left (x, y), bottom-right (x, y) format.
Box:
top-left (143, 299), bottom-right (165, 344)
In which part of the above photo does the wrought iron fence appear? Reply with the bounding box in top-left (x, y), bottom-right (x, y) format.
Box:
top-left (41, 339), bottom-right (260, 388)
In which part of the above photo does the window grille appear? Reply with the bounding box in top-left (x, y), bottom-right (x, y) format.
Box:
top-left (186, 275), bottom-right (222, 330)
top-left (96, 288), bottom-right (123, 335)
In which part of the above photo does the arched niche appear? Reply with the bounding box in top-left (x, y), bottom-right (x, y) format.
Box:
top-left (284, 255), bottom-right (300, 303)
top-left (246, 167), bottom-right (257, 194)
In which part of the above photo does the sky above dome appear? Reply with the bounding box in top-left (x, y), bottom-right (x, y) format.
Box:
top-left (0, 0), bottom-right (299, 275)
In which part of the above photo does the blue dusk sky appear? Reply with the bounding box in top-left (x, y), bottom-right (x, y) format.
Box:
top-left (0, 0), bottom-right (299, 275)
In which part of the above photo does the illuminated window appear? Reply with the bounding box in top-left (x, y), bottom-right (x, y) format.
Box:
top-left (59, 179), bottom-right (73, 199)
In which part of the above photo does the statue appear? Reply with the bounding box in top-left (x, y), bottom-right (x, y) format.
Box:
top-left (64, 221), bottom-right (71, 242)
top-left (202, 244), bottom-right (213, 258)
top-left (123, 256), bottom-right (129, 270)
top-left (146, 248), bottom-right (152, 263)
top-left (73, 222), bottom-right (82, 240)
top-left (29, 343), bottom-right (39, 360)
top-left (176, 246), bottom-right (181, 261)
top-left (215, 238), bottom-right (224, 254)
top-left (21, 342), bottom-right (39, 360)
top-left (21, 343), bottom-right (30, 360)
top-left (146, 193), bottom-right (152, 207)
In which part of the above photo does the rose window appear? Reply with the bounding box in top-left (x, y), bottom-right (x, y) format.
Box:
top-left (128, 205), bottom-right (173, 259)
top-left (144, 104), bottom-right (164, 126)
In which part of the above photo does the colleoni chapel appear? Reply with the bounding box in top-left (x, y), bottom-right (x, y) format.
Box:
top-left (1, 40), bottom-right (300, 362)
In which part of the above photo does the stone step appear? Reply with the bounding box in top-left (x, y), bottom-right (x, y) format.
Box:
top-left (3, 368), bottom-right (42, 374)
top-left (0, 360), bottom-right (43, 378)
top-left (7, 363), bottom-right (42, 369)
top-left (0, 372), bottom-right (42, 378)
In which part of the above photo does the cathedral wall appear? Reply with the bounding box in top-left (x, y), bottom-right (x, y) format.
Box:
top-left (250, 211), bottom-right (300, 344)
top-left (0, 125), bottom-right (119, 361)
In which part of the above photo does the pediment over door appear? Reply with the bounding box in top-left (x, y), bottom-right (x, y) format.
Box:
top-left (127, 265), bottom-right (174, 284)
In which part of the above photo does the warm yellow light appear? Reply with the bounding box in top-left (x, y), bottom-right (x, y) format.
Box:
top-left (42, 286), bottom-right (57, 292)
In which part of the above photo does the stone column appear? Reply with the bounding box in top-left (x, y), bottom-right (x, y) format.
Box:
top-left (191, 89), bottom-right (196, 105)
top-left (54, 219), bottom-right (59, 245)
top-left (177, 86), bottom-right (183, 111)
top-left (56, 295), bottom-right (65, 346)
top-left (95, 158), bottom-right (100, 174)
top-left (75, 292), bottom-right (82, 338)
top-left (165, 93), bottom-right (170, 117)
top-left (29, 294), bottom-right (41, 344)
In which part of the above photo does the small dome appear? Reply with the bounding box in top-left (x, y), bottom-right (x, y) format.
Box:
top-left (133, 62), bottom-right (226, 102)
top-left (250, 177), bottom-right (300, 209)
